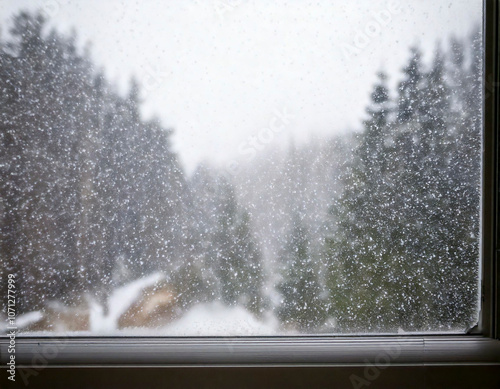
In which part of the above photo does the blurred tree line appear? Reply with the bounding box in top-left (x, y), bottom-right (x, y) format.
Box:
top-left (324, 34), bottom-right (481, 332)
top-left (0, 12), bottom-right (265, 317)
top-left (0, 11), bottom-right (481, 333)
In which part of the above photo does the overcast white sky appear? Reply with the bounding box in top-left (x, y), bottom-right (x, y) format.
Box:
top-left (0, 0), bottom-right (482, 173)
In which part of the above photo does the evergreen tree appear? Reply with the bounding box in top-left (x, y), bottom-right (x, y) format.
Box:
top-left (215, 177), bottom-right (265, 314)
top-left (278, 215), bottom-right (326, 332)
top-left (397, 47), bottom-right (423, 123)
top-left (183, 167), bottom-right (266, 314)
top-left (231, 210), bottom-right (266, 314)
top-left (0, 11), bottom-right (188, 315)
top-left (325, 72), bottom-right (396, 332)
top-left (326, 40), bottom-right (481, 332)
top-left (0, 12), bottom-right (92, 311)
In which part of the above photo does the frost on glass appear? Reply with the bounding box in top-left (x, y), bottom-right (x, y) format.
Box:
top-left (0, 1), bottom-right (482, 335)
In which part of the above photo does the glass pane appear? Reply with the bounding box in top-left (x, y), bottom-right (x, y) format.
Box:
top-left (0, 0), bottom-right (482, 335)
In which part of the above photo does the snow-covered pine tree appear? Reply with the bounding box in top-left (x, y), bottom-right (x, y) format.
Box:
top-left (278, 215), bottom-right (326, 332)
top-left (325, 71), bottom-right (395, 332)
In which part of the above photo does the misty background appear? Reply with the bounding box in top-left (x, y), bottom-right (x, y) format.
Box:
top-left (0, 0), bottom-right (481, 172)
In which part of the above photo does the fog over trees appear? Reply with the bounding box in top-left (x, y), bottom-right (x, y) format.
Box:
top-left (0, 12), bottom-right (481, 333)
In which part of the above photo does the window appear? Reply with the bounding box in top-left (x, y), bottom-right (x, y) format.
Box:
top-left (1, 0), bottom-right (499, 388)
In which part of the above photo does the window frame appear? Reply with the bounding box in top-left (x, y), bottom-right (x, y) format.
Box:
top-left (1, 0), bottom-right (500, 387)
top-left (482, 0), bottom-right (500, 341)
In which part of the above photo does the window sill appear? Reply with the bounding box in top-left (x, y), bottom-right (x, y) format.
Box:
top-left (1, 336), bottom-right (500, 388)
top-left (2, 335), bottom-right (500, 367)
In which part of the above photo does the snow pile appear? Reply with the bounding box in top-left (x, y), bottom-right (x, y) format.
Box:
top-left (160, 302), bottom-right (278, 336)
top-left (0, 311), bottom-right (43, 333)
top-left (16, 311), bottom-right (44, 329)
top-left (90, 272), bottom-right (165, 333)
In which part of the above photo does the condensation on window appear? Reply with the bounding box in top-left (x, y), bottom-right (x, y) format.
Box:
top-left (0, 0), bottom-right (482, 335)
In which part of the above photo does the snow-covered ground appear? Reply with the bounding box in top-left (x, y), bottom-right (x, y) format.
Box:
top-left (3, 272), bottom-right (279, 336)
top-left (99, 302), bottom-right (279, 336)
top-left (11, 302), bottom-right (279, 336)
top-left (159, 302), bottom-right (278, 336)
top-left (89, 272), bottom-right (279, 335)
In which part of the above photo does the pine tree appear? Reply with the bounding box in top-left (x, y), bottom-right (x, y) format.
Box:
top-left (326, 42), bottom-right (480, 332)
top-left (183, 167), bottom-right (266, 314)
top-left (325, 72), bottom-right (395, 332)
top-left (0, 11), bottom-right (189, 315)
top-left (0, 12), bottom-right (90, 311)
top-left (232, 210), bottom-right (266, 315)
top-left (278, 215), bottom-right (326, 332)
top-left (397, 47), bottom-right (423, 123)
top-left (215, 177), bottom-right (265, 314)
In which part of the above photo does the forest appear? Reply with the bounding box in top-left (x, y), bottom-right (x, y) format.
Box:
top-left (0, 11), bottom-right (481, 334)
